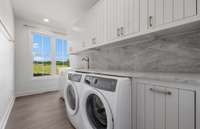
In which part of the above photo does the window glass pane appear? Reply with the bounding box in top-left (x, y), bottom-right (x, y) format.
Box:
top-left (56, 39), bottom-right (69, 74)
top-left (32, 33), bottom-right (52, 77)
top-left (63, 40), bottom-right (68, 57)
top-left (56, 39), bottom-right (63, 59)
top-left (33, 34), bottom-right (43, 77)
top-left (56, 39), bottom-right (63, 74)
top-left (63, 40), bottom-right (69, 68)
top-left (33, 34), bottom-right (42, 43)
top-left (43, 36), bottom-right (51, 76)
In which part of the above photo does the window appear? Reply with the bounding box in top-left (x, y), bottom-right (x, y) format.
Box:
top-left (56, 39), bottom-right (69, 74)
top-left (32, 33), bottom-right (51, 77)
top-left (32, 32), bottom-right (69, 77)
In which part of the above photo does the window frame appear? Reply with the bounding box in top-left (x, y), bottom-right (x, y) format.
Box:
top-left (29, 30), bottom-right (69, 78)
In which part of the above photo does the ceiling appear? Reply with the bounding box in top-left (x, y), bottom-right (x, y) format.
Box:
top-left (11, 0), bottom-right (98, 32)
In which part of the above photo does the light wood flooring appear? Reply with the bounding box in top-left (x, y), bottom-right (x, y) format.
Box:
top-left (6, 92), bottom-right (75, 129)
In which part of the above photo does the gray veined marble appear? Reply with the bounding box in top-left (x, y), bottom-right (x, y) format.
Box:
top-left (79, 29), bottom-right (200, 73)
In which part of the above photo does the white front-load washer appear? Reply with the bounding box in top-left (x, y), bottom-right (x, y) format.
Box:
top-left (80, 74), bottom-right (132, 129)
top-left (64, 71), bottom-right (85, 129)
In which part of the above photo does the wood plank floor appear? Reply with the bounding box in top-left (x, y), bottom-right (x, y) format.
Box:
top-left (6, 92), bottom-right (75, 129)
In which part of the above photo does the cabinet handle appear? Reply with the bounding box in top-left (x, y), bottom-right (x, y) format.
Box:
top-left (149, 16), bottom-right (153, 27)
top-left (150, 88), bottom-right (172, 95)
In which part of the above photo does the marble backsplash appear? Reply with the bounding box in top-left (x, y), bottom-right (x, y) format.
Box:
top-left (77, 29), bottom-right (200, 73)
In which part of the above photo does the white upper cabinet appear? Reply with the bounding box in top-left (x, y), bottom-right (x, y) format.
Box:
top-left (87, 7), bottom-right (95, 46)
top-left (106, 0), bottom-right (140, 41)
top-left (147, 0), bottom-right (197, 29)
top-left (70, 14), bottom-right (89, 52)
top-left (70, 0), bottom-right (200, 53)
top-left (128, 0), bottom-right (140, 35)
top-left (96, 0), bottom-right (106, 45)
top-left (106, 0), bottom-right (117, 41)
top-left (118, 0), bottom-right (140, 36)
top-left (82, 0), bottom-right (106, 48)
top-left (91, 0), bottom-right (106, 45)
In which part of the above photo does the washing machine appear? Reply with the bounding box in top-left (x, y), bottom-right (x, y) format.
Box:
top-left (64, 71), bottom-right (85, 129)
top-left (80, 74), bottom-right (132, 129)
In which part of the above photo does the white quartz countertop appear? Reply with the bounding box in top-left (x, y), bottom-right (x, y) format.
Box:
top-left (68, 68), bottom-right (200, 86)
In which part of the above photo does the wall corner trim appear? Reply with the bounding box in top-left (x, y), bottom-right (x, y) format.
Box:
top-left (0, 95), bottom-right (15, 129)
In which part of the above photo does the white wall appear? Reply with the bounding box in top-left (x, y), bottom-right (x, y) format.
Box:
top-left (0, 30), bottom-right (15, 129)
top-left (15, 18), bottom-right (62, 97)
top-left (0, 0), bottom-right (14, 39)
top-left (0, 0), bottom-right (15, 128)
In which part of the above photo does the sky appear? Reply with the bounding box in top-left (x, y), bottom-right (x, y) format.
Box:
top-left (32, 33), bottom-right (69, 62)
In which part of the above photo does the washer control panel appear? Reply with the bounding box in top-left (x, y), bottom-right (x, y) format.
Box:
top-left (68, 73), bottom-right (82, 82)
top-left (84, 75), bottom-right (117, 92)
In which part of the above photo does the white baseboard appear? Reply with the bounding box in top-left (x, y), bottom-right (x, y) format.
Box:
top-left (0, 95), bottom-right (15, 129)
top-left (16, 88), bottom-right (59, 97)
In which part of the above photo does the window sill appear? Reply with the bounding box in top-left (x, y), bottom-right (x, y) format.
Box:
top-left (32, 75), bottom-right (59, 80)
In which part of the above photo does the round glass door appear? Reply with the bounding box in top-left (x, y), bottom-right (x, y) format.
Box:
top-left (66, 84), bottom-right (76, 110)
top-left (86, 94), bottom-right (107, 129)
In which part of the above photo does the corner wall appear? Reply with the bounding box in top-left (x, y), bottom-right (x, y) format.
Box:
top-left (15, 18), bottom-right (60, 97)
top-left (0, 0), bottom-right (15, 128)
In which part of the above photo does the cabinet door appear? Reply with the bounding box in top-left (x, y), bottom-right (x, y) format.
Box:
top-left (95, 3), bottom-right (100, 45)
top-left (144, 85), bottom-right (155, 129)
top-left (165, 88), bottom-right (179, 129)
top-left (106, 0), bottom-right (117, 41)
top-left (106, 0), bottom-right (110, 41)
top-left (88, 7), bottom-right (97, 47)
top-left (116, 0), bottom-right (140, 37)
top-left (179, 90), bottom-right (195, 129)
top-left (136, 83), bottom-right (145, 129)
top-left (148, 0), bottom-right (197, 29)
top-left (116, 0), bottom-right (124, 36)
top-left (68, 32), bottom-right (80, 53)
top-left (72, 17), bottom-right (87, 50)
top-left (103, 0), bottom-right (140, 43)
top-left (136, 82), bottom-right (195, 129)
top-left (154, 87), bottom-right (165, 129)
top-left (95, 0), bottom-right (106, 45)
top-left (124, 0), bottom-right (140, 36)
top-left (81, 15), bottom-right (89, 49)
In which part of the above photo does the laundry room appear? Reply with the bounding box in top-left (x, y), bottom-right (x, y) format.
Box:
top-left (0, 0), bottom-right (200, 129)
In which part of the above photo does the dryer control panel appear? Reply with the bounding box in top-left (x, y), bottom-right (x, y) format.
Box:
top-left (68, 73), bottom-right (82, 82)
top-left (84, 75), bottom-right (117, 92)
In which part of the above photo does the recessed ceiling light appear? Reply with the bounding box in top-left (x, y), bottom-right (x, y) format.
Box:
top-left (43, 18), bottom-right (49, 23)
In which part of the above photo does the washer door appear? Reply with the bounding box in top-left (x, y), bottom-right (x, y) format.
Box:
top-left (81, 89), bottom-right (113, 129)
top-left (64, 81), bottom-right (79, 116)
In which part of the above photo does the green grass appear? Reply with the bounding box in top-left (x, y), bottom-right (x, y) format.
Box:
top-left (56, 64), bottom-right (69, 74)
top-left (33, 61), bottom-right (69, 76)
top-left (33, 63), bottom-right (51, 76)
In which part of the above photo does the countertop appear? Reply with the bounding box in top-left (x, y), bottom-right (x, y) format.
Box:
top-left (67, 68), bottom-right (200, 86)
